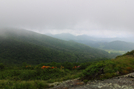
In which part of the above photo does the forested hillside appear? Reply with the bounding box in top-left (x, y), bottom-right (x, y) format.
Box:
top-left (48, 33), bottom-right (134, 53)
top-left (0, 28), bottom-right (117, 64)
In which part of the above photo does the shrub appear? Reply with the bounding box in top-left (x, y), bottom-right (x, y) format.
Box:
top-left (62, 62), bottom-right (73, 70)
top-left (34, 81), bottom-right (49, 89)
top-left (0, 63), bottom-right (5, 70)
top-left (120, 70), bottom-right (129, 75)
top-left (77, 62), bottom-right (92, 70)
top-left (19, 70), bottom-right (36, 80)
top-left (13, 82), bottom-right (33, 89)
top-left (82, 62), bottom-right (105, 80)
top-left (99, 73), bottom-right (114, 80)
top-left (126, 67), bottom-right (133, 72)
top-left (104, 61), bottom-right (117, 73)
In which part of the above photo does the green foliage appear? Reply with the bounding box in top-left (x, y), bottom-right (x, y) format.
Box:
top-left (82, 61), bottom-right (105, 80)
top-left (0, 61), bottom-right (83, 88)
top-left (81, 50), bottom-right (134, 81)
top-left (123, 50), bottom-right (134, 56)
top-left (100, 73), bottom-right (114, 79)
top-left (77, 62), bottom-right (91, 70)
top-left (62, 62), bottom-right (74, 70)
top-left (1, 49), bottom-right (134, 88)
top-left (0, 80), bottom-right (50, 89)
top-left (0, 63), bottom-right (5, 70)
top-left (13, 82), bottom-right (33, 89)
top-left (0, 68), bottom-right (68, 81)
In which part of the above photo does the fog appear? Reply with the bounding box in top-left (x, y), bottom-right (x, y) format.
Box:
top-left (0, 0), bottom-right (134, 38)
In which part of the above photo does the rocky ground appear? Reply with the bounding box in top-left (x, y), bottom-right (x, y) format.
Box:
top-left (48, 73), bottom-right (134, 89)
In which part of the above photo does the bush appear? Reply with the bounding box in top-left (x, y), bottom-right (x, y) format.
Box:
top-left (101, 73), bottom-right (113, 79)
top-left (124, 50), bottom-right (134, 56)
top-left (39, 68), bottom-right (67, 80)
top-left (34, 81), bottom-right (49, 89)
top-left (104, 61), bottom-right (117, 73)
top-left (82, 62), bottom-right (105, 80)
top-left (0, 63), bottom-right (5, 70)
top-left (126, 67), bottom-right (133, 72)
top-left (19, 70), bottom-right (36, 80)
top-left (13, 82), bottom-right (33, 89)
top-left (120, 70), bottom-right (129, 75)
top-left (77, 62), bottom-right (91, 70)
top-left (0, 80), bottom-right (50, 89)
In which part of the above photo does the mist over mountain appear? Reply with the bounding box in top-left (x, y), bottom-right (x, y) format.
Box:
top-left (47, 33), bottom-right (134, 42)
top-left (47, 33), bottom-right (134, 52)
top-left (0, 28), bottom-right (118, 65)
top-left (102, 41), bottom-right (134, 51)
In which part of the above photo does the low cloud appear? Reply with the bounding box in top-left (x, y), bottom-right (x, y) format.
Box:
top-left (0, 0), bottom-right (134, 37)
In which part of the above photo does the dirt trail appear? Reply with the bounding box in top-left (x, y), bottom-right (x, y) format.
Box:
top-left (48, 73), bottom-right (134, 89)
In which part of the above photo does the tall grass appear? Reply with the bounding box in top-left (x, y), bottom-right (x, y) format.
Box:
top-left (0, 80), bottom-right (50, 89)
top-left (0, 68), bottom-right (68, 80)
top-left (0, 62), bottom-right (85, 88)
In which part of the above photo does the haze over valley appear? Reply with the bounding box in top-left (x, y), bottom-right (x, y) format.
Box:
top-left (47, 33), bottom-right (134, 54)
top-left (1, 1), bottom-right (134, 88)
top-left (0, 0), bottom-right (134, 63)
top-left (0, 28), bottom-right (119, 64)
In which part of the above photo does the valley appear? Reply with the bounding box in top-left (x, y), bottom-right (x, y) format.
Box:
top-left (0, 29), bottom-right (134, 89)
top-left (47, 33), bottom-right (134, 54)
top-left (0, 29), bottom-right (117, 65)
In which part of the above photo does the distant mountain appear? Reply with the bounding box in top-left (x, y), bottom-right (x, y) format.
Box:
top-left (47, 33), bottom-right (96, 41)
top-left (0, 28), bottom-right (115, 65)
top-left (102, 41), bottom-right (134, 51)
top-left (47, 33), bottom-right (134, 42)
top-left (47, 33), bottom-right (134, 52)
top-left (47, 33), bottom-right (77, 41)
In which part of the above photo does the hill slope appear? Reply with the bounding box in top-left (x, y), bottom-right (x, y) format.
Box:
top-left (48, 33), bottom-right (134, 52)
top-left (102, 41), bottom-right (134, 51)
top-left (0, 28), bottom-right (115, 64)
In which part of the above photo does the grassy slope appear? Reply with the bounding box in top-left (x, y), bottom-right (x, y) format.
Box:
top-left (1, 50), bottom-right (134, 88)
top-left (0, 62), bottom-right (82, 88)
top-left (81, 50), bottom-right (134, 81)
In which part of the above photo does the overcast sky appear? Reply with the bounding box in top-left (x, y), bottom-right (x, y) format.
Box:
top-left (0, 0), bottom-right (134, 38)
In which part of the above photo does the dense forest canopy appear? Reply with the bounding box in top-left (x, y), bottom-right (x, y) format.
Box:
top-left (0, 28), bottom-right (119, 65)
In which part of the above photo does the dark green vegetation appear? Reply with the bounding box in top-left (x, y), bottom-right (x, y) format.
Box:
top-left (1, 28), bottom-right (134, 88)
top-left (0, 50), bottom-right (134, 88)
top-left (0, 28), bottom-right (116, 65)
top-left (0, 80), bottom-right (49, 89)
top-left (0, 62), bottom-right (89, 89)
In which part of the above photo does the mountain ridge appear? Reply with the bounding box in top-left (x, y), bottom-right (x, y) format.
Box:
top-left (47, 33), bottom-right (134, 52)
top-left (0, 28), bottom-right (116, 64)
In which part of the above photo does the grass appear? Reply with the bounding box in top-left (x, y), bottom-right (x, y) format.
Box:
top-left (0, 80), bottom-right (50, 89)
top-left (0, 69), bottom-right (82, 89)
top-left (0, 70), bottom-right (81, 89)
top-left (1, 50), bottom-right (134, 88)
top-left (0, 65), bottom-right (82, 88)
top-left (81, 53), bottom-right (134, 81)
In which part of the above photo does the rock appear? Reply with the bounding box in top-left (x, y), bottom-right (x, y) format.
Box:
top-left (48, 72), bottom-right (134, 89)
top-left (98, 86), bottom-right (102, 88)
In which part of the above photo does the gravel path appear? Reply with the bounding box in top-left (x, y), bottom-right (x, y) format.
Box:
top-left (48, 73), bottom-right (134, 89)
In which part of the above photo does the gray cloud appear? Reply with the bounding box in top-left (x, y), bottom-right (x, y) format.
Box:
top-left (0, 0), bottom-right (134, 37)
